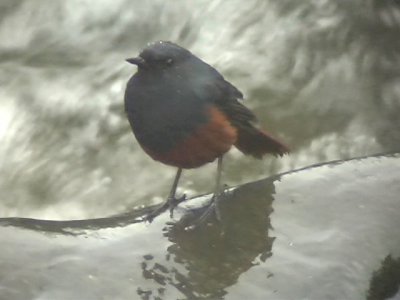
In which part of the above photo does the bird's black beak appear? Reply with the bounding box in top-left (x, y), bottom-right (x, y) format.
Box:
top-left (126, 56), bottom-right (146, 67)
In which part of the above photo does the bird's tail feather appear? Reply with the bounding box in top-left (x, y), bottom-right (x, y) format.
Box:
top-left (234, 125), bottom-right (289, 158)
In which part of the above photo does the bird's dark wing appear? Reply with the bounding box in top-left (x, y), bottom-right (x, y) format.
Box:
top-left (219, 77), bottom-right (243, 100)
top-left (177, 55), bottom-right (256, 127)
top-left (203, 70), bottom-right (289, 158)
top-left (188, 61), bottom-right (257, 124)
top-left (213, 78), bottom-right (257, 124)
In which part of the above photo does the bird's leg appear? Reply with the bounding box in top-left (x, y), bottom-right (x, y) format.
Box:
top-left (166, 168), bottom-right (186, 217)
top-left (187, 156), bottom-right (225, 229)
top-left (145, 168), bottom-right (186, 222)
top-left (212, 155), bottom-right (224, 220)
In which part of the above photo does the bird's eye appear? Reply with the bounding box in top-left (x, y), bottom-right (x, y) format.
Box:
top-left (166, 58), bottom-right (173, 65)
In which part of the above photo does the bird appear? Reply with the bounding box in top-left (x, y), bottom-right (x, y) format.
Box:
top-left (124, 41), bottom-right (288, 222)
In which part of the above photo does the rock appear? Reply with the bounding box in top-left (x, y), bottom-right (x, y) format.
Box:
top-left (0, 153), bottom-right (399, 300)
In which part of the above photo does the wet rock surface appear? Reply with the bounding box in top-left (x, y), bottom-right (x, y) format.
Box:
top-left (1, 153), bottom-right (399, 300)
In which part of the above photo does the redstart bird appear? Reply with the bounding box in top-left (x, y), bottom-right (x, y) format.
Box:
top-left (125, 41), bottom-right (288, 221)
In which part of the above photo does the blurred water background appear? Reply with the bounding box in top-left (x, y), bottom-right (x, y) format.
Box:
top-left (0, 0), bottom-right (399, 219)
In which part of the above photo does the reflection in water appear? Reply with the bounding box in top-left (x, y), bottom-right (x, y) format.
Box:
top-left (367, 255), bottom-right (400, 300)
top-left (0, 155), bottom-right (399, 300)
top-left (137, 180), bottom-right (277, 299)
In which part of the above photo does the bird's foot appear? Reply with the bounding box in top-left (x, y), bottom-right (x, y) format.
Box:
top-left (168, 194), bottom-right (187, 218)
top-left (185, 187), bottom-right (228, 231)
top-left (145, 194), bottom-right (186, 223)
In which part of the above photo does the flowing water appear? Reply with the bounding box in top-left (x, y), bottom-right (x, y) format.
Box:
top-left (0, 0), bottom-right (399, 220)
top-left (1, 1), bottom-right (400, 300)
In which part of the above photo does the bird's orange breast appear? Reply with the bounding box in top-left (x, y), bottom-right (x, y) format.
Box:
top-left (143, 106), bottom-right (237, 169)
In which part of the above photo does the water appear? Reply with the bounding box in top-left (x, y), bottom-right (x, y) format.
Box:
top-left (0, 0), bottom-right (399, 221)
top-left (1, 154), bottom-right (399, 300)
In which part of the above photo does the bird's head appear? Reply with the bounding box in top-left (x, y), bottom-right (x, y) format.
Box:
top-left (126, 41), bottom-right (191, 70)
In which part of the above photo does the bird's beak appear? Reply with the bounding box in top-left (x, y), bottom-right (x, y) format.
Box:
top-left (126, 56), bottom-right (146, 67)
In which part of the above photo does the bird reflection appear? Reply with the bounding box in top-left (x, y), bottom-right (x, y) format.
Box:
top-left (137, 178), bottom-right (278, 299)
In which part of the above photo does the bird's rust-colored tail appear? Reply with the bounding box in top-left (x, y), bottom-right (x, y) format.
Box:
top-left (234, 125), bottom-right (289, 158)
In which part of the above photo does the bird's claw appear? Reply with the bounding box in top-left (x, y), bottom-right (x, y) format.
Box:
top-left (144, 193), bottom-right (187, 222)
top-left (169, 193), bottom-right (186, 218)
top-left (185, 189), bottom-right (227, 231)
